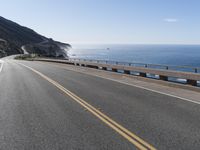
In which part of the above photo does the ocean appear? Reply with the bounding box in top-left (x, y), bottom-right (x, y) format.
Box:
top-left (68, 44), bottom-right (200, 85)
top-left (68, 44), bottom-right (200, 68)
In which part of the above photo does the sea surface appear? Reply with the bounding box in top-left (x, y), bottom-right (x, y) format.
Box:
top-left (68, 44), bottom-right (200, 68)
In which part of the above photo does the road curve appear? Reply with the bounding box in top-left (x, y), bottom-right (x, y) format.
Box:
top-left (0, 58), bottom-right (200, 150)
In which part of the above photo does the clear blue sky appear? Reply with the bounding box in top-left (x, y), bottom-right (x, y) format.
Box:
top-left (1, 0), bottom-right (200, 44)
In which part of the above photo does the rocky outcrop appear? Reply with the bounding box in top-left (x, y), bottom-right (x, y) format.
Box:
top-left (0, 39), bottom-right (7, 57)
top-left (23, 39), bottom-right (70, 58)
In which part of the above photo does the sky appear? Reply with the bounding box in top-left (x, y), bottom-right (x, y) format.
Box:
top-left (0, 0), bottom-right (200, 44)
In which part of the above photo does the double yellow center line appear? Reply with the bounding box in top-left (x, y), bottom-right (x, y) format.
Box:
top-left (18, 62), bottom-right (156, 150)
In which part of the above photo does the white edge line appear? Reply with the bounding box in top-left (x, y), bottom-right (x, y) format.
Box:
top-left (48, 63), bottom-right (200, 105)
top-left (90, 74), bottom-right (200, 105)
top-left (0, 60), bottom-right (4, 73)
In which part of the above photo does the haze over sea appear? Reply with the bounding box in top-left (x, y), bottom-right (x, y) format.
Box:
top-left (69, 44), bottom-right (200, 67)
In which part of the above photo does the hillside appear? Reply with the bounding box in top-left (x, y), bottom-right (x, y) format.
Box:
top-left (0, 16), bottom-right (71, 58)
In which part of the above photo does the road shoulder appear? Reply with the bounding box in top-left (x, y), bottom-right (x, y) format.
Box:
top-left (40, 61), bottom-right (200, 105)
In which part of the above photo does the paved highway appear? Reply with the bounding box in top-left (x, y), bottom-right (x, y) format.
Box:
top-left (0, 58), bottom-right (200, 150)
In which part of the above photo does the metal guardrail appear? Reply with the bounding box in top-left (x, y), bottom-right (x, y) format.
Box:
top-left (34, 57), bottom-right (200, 86)
top-left (69, 58), bottom-right (200, 73)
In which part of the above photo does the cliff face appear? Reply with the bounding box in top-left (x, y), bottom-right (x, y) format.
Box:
top-left (0, 16), bottom-right (71, 58)
top-left (0, 39), bottom-right (7, 57)
top-left (23, 39), bottom-right (70, 58)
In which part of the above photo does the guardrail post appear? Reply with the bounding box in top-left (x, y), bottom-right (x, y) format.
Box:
top-left (85, 65), bottom-right (99, 69)
top-left (124, 70), bottom-right (130, 74)
top-left (187, 79), bottom-right (197, 86)
top-left (159, 75), bottom-right (168, 81)
top-left (112, 68), bottom-right (118, 72)
top-left (139, 72), bottom-right (146, 77)
top-left (102, 67), bottom-right (107, 70)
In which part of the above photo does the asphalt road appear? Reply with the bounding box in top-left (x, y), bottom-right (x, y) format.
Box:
top-left (0, 58), bottom-right (200, 150)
